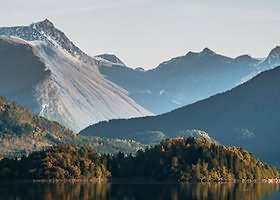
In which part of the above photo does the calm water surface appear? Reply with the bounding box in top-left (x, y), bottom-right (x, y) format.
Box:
top-left (0, 182), bottom-right (279, 200)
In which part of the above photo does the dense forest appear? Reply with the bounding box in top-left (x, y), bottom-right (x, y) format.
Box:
top-left (0, 145), bottom-right (110, 180)
top-left (0, 96), bottom-right (144, 158)
top-left (108, 138), bottom-right (279, 182)
top-left (0, 138), bottom-right (278, 182)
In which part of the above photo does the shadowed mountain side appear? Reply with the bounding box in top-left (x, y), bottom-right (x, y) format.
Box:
top-left (0, 20), bottom-right (151, 132)
top-left (81, 66), bottom-right (280, 165)
top-left (98, 48), bottom-right (265, 114)
top-left (0, 38), bottom-right (50, 113)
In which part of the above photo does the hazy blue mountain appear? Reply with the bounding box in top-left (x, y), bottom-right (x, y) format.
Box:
top-left (81, 66), bottom-right (280, 165)
top-left (97, 48), bottom-right (275, 114)
top-left (259, 46), bottom-right (280, 70)
top-left (0, 20), bottom-right (150, 132)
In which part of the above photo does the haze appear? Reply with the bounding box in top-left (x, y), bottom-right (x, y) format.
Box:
top-left (1, 0), bottom-right (279, 69)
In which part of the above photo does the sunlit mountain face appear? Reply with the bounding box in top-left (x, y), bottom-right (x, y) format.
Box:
top-left (1, 19), bottom-right (278, 132)
top-left (1, 1), bottom-right (280, 199)
top-left (0, 19), bottom-right (151, 132)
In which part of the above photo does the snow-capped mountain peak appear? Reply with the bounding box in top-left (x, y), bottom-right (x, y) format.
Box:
top-left (31, 19), bottom-right (84, 57)
top-left (0, 19), bottom-right (85, 59)
top-left (32, 18), bottom-right (54, 27)
top-left (0, 20), bottom-right (151, 132)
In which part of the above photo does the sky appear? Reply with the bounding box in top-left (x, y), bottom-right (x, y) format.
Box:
top-left (0, 0), bottom-right (280, 69)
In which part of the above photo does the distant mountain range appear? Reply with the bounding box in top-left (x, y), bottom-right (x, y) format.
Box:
top-left (1, 19), bottom-right (280, 166)
top-left (0, 19), bottom-right (150, 132)
top-left (98, 47), bottom-right (280, 114)
top-left (1, 19), bottom-right (280, 132)
top-left (81, 65), bottom-right (280, 165)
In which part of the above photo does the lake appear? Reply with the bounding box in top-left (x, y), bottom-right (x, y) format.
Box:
top-left (0, 182), bottom-right (279, 200)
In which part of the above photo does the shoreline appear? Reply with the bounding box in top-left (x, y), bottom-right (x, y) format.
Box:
top-left (3, 178), bottom-right (278, 184)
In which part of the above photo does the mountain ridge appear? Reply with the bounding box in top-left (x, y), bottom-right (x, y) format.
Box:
top-left (0, 20), bottom-right (151, 132)
top-left (81, 65), bottom-right (280, 165)
top-left (95, 53), bottom-right (126, 67)
top-left (98, 46), bottom-right (273, 114)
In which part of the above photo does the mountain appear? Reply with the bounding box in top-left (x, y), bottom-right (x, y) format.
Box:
top-left (0, 95), bottom-right (75, 157)
top-left (81, 66), bottom-right (280, 165)
top-left (95, 53), bottom-right (126, 67)
top-left (259, 46), bottom-right (280, 69)
top-left (97, 48), bottom-right (269, 114)
top-left (0, 19), bottom-right (150, 132)
top-left (0, 96), bottom-right (145, 158)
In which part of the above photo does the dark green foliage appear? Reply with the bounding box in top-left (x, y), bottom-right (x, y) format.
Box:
top-left (0, 96), bottom-right (74, 138)
top-left (0, 145), bottom-right (110, 180)
top-left (0, 97), bottom-right (278, 182)
top-left (107, 138), bottom-right (279, 182)
top-left (0, 96), bottom-right (145, 158)
top-left (82, 65), bottom-right (280, 166)
top-left (0, 97), bottom-right (33, 135)
top-left (0, 138), bottom-right (278, 182)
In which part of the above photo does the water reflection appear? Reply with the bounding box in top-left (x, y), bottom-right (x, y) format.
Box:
top-left (0, 182), bottom-right (278, 200)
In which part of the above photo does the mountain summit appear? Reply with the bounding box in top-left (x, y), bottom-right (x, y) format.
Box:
top-left (97, 46), bottom-right (263, 114)
top-left (262, 46), bottom-right (280, 67)
top-left (97, 44), bottom-right (280, 114)
top-left (0, 20), bottom-right (151, 131)
top-left (31, 19), bottom-right (55, 29)
top-left (201, 47), bottom-right (216, 55)
top-left (95, 54), bottom-right (126, 66)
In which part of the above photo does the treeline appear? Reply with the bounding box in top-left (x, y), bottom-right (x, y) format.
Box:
top-left (0, 96), bottom-right (144, 158)
top-left (0, 96), bottom-right (74, 137)
top-left (108, 138), bottom-right (279, 182)
top-left (0, 138), bottom-right (278, 182)
top-left (0, 145), bottom-right (110, 180)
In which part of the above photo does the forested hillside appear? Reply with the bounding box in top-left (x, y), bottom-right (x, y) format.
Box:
top-left (108, 138), bottom-right (278, 182)
top-left (0, 145), bottom-right (110, 180)
top-left (0, 96), bottom-right (144, 158)
top-left (0, 138), bottom-right (277, 182)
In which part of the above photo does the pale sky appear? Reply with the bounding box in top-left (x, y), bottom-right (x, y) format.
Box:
top-left (0, 0), bottom-right (280, 69)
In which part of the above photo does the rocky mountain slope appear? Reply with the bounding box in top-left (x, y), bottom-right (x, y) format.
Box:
top-left (0, 19), bottom-right (150, 131)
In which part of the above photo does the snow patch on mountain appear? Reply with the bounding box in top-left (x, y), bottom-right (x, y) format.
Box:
top-left (0, 20), bottom-right (151, 131)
